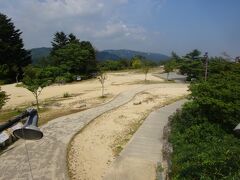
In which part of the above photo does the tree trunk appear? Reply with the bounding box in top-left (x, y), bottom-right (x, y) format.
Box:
top-left (167, 72), bottom-right (169, 81)
top-left (16, 73), bottom-right (19, 83)
top-left (145, 73), bottom-right (147, 82)
top-left (101, 83), bottom-right (104, 97)
top-left (35, 94), bottom-right (39, 110)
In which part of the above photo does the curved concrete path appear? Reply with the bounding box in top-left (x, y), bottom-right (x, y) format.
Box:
top-left (104, 99), bottom-right (186, 180)
top-left (154, 72), bottom-right (187, 83)
top-left (0, 84), bottom-right (164, 180)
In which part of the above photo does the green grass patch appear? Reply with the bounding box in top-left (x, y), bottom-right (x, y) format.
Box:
top-left (0, 109), bottom-right (21, 123)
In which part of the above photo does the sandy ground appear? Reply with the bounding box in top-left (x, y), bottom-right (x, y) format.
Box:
top-left (0, 69), bottom-right (189, 179)
top-left (1, 71), bottom-right (164, 110)
top-left (68, 84), bottom-right (188, 180)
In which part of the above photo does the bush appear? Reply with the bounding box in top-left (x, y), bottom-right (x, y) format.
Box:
top-left (55, 73), bottom-right (73, 84)
top-left (0, 87), bottom-right (8, 109)
top-left (170, 112), bottom-right (240, 179)
top-left (63, 92), bottom-right (70, 98)
top-left (170, 63), bottom-right (240, 179)
top-left (190, 72), bottom-right (240, 130)
top-left (99, 60), bottom-right (125, 71)
top-left (131, 59), bottom-right (142, 69)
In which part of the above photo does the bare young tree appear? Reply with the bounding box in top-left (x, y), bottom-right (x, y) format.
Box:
top-left (22, 66), bottom-right (50, 110)
top-left (27, 87), bottom-right (44, 110)
top-left (143, 65), bottom-right (150, 82)
top-left (97, 71), bottom-right (107, 97)
top-left (141, 60), bottom-right (151, 83)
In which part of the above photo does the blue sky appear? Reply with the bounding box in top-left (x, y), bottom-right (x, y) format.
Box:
top-left (0, 0), bottom-right (239, 57)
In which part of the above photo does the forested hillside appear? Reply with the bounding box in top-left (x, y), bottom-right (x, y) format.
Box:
top-left (30, 48), bottom-right (169, 63)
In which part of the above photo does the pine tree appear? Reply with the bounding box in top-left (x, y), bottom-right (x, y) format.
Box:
top-left (51, 31), bottom-right (68, 54)
top-left (0, 13), bottom-right (31, 83)
top-left (68, 33), bottom-right (80, 44)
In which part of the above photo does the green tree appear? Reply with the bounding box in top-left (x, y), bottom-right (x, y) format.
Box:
top-left (0, 87), bottom-right (8, 109)
top-left (171, 51), bottom-right (181, 62)
top-left (164, 62), bottom-right (174, 80)
top-left (131, 55), bottom-right (144, 69)
top-left (185, 49), bottom-right (201, 60)
top-left (119, 59), bottom-right (131, 68)
top-left (180, 50), bottom-right (203, 80)
top-left (0, 13), bottom-right (31, 83)
top-left (51, 41), bottom-right (97, 75)
top-left (68, 33), bottom-right (80, 44)
top-left (142, 60), bottom-right (151, 82)
top-left (79, 41), bottom-right (97, 74)
top-left (22, 66), bottom-right (51, 110)
top-left (100, 60), bottom-right (122, 71)
top-left (131, 56), bottom-right (142, 69)
top-left (51, 31), bottom-right (68, 55)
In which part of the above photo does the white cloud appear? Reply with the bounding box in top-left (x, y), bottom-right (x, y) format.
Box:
top-left (7, 0), bottom-right (105, 21)
top-left (93, 21), bottom-right (146, 40)
top-left (1, 0), bottom-right (129, 21)
top-left (0, 0), bottom-right (152, 49)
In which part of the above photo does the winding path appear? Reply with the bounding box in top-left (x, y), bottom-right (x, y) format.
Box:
top-left (0, 84), bottom-right (166, 180)
top-left (104, 100), bottom-right (186, 180)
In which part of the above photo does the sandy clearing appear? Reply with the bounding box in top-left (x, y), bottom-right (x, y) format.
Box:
top-left (1, 71), bottom-right (164, 109)
top-left (68, 84), bottom-right (188, 180)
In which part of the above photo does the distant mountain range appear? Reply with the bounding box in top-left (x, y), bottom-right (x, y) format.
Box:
top-left (30, 47), bottom-right (51, 63)
top-left (30, 47), bottom-right (169, 63)
top-left (97, 49), bottom-right (169, 62)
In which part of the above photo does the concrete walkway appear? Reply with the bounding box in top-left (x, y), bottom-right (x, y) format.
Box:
top-left (154, 72), bottom-right (187, 83)
top-left (0, 84), bottom-right (165, 180)
top-left (104, 100), bottom-right (186, 180)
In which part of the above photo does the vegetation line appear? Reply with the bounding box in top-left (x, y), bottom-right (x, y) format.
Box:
top-left (164, 52), bottom-right (240, 179)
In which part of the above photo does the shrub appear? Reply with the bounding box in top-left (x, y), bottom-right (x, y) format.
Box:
top-left (55, 73), bottom-right (73, 84)
top-left (0, 87), bottom-right (8, 109)
top-left (190, 72), bottom-right (240, 130)
top-left (170, 63), bottom-right (240, 179)
top-left (63, 92), bottom-right (71, 98)
top-left (170, 113), bottom-right (240, 179)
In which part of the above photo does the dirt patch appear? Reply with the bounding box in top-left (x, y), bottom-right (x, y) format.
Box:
top-left (1, 71), bottom-right (164, 110)
top-left (0, 69), bottom-right (179, 128)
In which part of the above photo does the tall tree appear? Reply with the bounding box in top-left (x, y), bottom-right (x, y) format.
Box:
top-left (68, 33), bottom-right (80, 44)
top-left (51, 41), bottom-right (97, 75)
top-left (185, 49), bottom-right (201, 60)
top-left (79, 41), bottom-right (97, 74)
top-left (51, 31), bottom-right (68, 54)
top-left (0, 13), bottom-right (31, 83)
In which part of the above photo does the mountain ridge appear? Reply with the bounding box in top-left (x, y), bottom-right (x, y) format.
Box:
top-left (30, 47), bottom-right (170, 63)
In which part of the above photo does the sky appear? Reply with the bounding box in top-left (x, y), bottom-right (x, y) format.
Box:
top-left (0, 0), bottom-right (239, 57)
